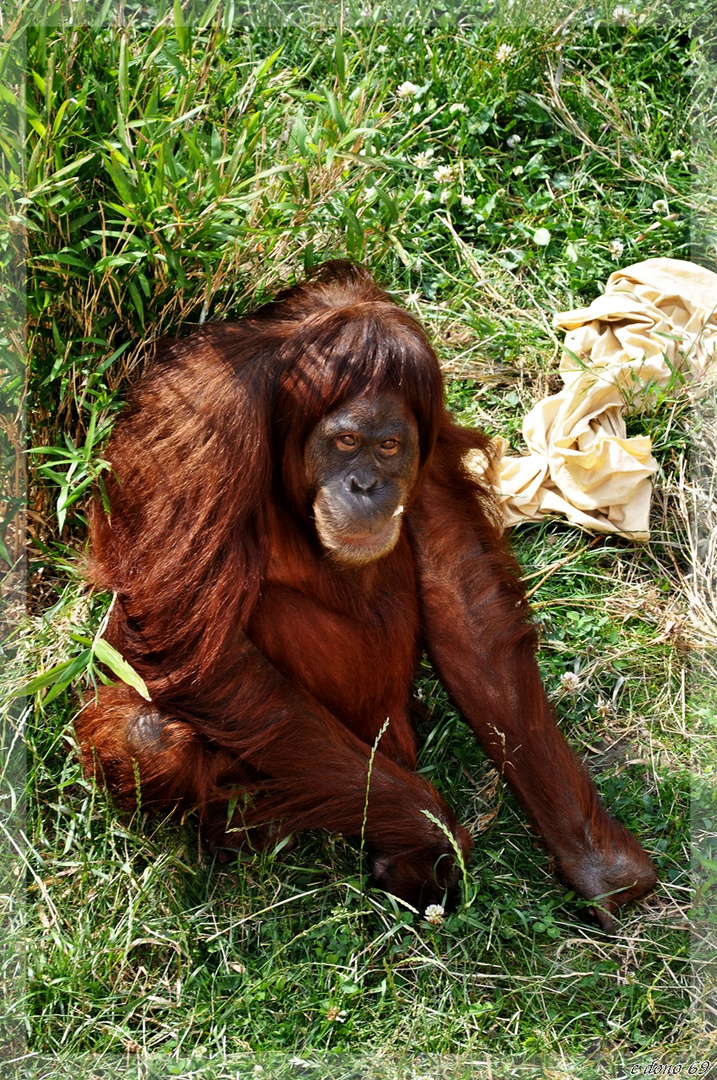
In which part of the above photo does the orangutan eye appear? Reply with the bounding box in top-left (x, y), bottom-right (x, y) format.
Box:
top-left (379, 438), bottom-right (399, 454)
top-left (337, 434), bottom-right (358, 449)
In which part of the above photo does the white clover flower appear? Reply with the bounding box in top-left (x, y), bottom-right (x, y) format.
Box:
top-left (413, 149), bottom-right (435, 169)
top-left (326, 1006), bottom-right (347, 1022)
top-left (377, 44), bottom-right (388, 54)
top-left (612, 5), bottom-right (632, 24)
top-left (533, 227), bottom-right (551, 246)
top-left (670, 148), bottom-right (686, 161)
top-left (433, 164), bottom-right (455, 184)
top-left (439, 188), bottom-right (451, 203)
top-left (460, 194), bottom-right (475, 208)
top-left (396, 81), bottom-right (420, 99)
top-left (425, 903), bottom-right (445, 925)
top-left (511, 164), bottom-right (524, 176)
top-left (449, 102), bottom-right (470, 115)
top-left (652, 198), bottom-right (669, 214)
top-left (596, 699), bottom-right (612, 718)
top-left (506, 133), bottom-right (521, 149)
top-left (495, 43), bottom-right (516, 64)
top-left (560, 671), bottom-right (580, 692)
top-left (412, 257), bottom-right (423, 273)
top-left (608, 238), bottom-right (625, 261)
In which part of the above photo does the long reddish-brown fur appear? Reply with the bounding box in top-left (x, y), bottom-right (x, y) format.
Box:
top-left (76, 261), bottom-right (656, 928)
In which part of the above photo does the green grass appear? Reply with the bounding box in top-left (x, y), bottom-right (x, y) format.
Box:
top-left (2, 2), bottom-right (716, 1076)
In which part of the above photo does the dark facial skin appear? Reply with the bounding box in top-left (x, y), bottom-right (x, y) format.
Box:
top-left (304, 392), bottom-right (420, 567)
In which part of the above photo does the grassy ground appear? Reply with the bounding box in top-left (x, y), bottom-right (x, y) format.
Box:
top-left (2, 2), bottom-right (717, 1076)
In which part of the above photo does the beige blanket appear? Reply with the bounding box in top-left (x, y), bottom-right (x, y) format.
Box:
top-left (484, 258), bottom-right (717, 539)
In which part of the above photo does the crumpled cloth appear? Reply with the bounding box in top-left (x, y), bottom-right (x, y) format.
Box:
top-left (480, 258), bottom-right (717, 539)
